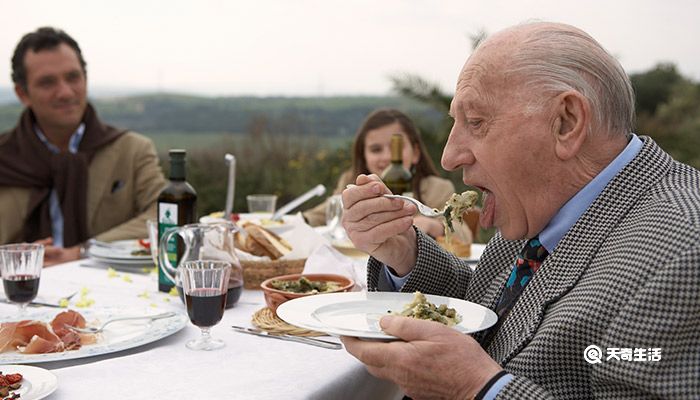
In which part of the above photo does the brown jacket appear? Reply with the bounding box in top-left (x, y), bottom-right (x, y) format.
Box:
top-left (0, 131), bottom-right (166, 244)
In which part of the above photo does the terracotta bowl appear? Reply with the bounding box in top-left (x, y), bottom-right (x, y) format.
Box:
top-left (260, 273), bottom-right (354, 314)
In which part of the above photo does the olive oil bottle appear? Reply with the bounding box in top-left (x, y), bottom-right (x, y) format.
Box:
top-left (381, 134), bottom-right (412, 195)
top-left (157, 149), bottom-right (197, 292)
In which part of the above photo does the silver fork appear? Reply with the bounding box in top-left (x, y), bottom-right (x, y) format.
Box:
top-left (65, 311), bottom-right (177, 334)
top-left (383, 194), bottom-right (444, 218)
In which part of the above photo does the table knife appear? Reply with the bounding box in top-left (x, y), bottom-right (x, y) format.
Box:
top-left (0, 299), bottom-right (63, 308)
top-left (231, 325), bottom-right (341, 350)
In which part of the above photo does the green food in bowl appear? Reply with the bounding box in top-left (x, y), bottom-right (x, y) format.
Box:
top-left (269, 276), bottom-right (341, 294)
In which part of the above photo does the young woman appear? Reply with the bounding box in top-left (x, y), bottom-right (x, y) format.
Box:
top-left (304, 108), bottom-right (472, 242)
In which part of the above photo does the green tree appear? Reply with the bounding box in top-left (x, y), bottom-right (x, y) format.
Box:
top-left (634, 77), bottom-right (700, 169)
top-left (630, 63), bottom-right (684, 115)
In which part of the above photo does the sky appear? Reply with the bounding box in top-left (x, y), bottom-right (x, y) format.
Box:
top-left (1, 0), bottom-right (699, 97)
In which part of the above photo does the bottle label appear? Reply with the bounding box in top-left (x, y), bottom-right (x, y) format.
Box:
top-left (158, 202), bottom-right (178, 287)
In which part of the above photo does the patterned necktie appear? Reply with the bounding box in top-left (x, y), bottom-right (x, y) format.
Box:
top-left (479, 236), bottom-right (549, 350)
top-left (494, 236), bottom-right (549, 318)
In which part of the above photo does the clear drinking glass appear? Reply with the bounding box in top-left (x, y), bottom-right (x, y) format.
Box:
top-left (325, 194), bottom-right (346, 239)
top-left (0, 243), bottom-right (44, 315)
top-left (246, 194), bottom-right (277, 213)
top-left (180, 260), bottom-right (231, 350)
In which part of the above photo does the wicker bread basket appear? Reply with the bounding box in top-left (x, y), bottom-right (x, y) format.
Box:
top-left (241, 258), bottom-right (306, 289)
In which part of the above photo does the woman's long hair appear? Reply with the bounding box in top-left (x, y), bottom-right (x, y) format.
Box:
top-left (350, 108), bottom-right (439, 203)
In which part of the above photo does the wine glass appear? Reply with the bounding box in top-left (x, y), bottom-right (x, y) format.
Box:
top-left (180, 260), bottom-right (231, 350)
top-left (0, 243), bottom-right (44, 315)
top-left (325, 194), bottom-right (346, 240)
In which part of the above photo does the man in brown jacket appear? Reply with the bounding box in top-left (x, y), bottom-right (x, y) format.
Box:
top-left (0, 27), bottom-right (166, 266)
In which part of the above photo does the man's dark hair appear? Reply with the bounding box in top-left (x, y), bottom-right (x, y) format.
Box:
top-left (11, 27), bottom-right (87, 90)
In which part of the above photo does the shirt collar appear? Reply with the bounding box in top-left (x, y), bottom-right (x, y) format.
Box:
top-left (34, 123), bottom-right (86, 154)
top-left (538, 134), bottom-right (643, 253)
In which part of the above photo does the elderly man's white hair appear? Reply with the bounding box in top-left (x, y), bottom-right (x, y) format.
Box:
top-left (477, 22), bottom-right (636, 138)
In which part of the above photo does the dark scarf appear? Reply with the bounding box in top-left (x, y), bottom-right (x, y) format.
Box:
top-left (0, 104), bottom-right (125, 246)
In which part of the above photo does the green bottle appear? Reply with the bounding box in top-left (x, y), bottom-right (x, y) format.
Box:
top-left (157, 149), bottom-right (197, 292)
top-left (381, 134), bottom-right (412, 195)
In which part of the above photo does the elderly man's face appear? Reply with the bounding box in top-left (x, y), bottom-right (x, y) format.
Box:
top-left (441, 50), bottom-right (559, 240)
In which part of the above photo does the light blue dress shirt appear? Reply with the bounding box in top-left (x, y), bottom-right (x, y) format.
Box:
top-left (383, 134), bottom-right (643, 398)
top-left (34, 123), bottom-right (86, 247)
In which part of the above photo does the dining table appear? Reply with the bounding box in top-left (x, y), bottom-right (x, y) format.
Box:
top-left (0, 258), bottom-right (403, 400)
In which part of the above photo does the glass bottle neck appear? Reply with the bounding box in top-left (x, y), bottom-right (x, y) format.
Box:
top-left (390, 135), bottom-right (403, 163)
top-left (170, 161), bottom-right (186, 180)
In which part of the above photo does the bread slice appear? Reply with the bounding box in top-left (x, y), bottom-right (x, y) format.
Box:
top-left (242, 223), bottom-right (292, 260)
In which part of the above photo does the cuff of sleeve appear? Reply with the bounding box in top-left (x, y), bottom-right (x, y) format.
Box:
top-left (382, 264), bottom-right (412, 291)
top-left (474, 371), bottom-right (512, 400)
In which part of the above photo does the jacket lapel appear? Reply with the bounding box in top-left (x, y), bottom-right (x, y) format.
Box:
top-left (86, 145), bottom-right (119, 228)
top-left (486, 136), bottom-right (672, 364)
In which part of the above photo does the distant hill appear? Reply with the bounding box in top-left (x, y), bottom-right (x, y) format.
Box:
top-left (0, 92), bottom-right (443, 137)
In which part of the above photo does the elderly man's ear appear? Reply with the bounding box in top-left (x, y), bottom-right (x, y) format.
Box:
top-left (552, 90), bottom-right (590, 161)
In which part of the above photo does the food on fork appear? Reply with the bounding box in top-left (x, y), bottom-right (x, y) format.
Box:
top-left (389, 292), bottom-right (462, 326)
top-left (438, 191), bottom-right (479, 233)
top-left (0, 310), bottom-right (97, 354)
top-left (235, 221), bottom-right (292, 260)
top-left (434, 190), bottom-right (478, 255)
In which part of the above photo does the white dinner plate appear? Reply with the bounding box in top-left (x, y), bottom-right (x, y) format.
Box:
top-left (88, 256), bottom-right (153, 266)
top-left (0, 365), bottom-right (57, 400)
top-left (277, 292), bottom-right (497, 340)
top-left (0, 308), bottom-right (188, 364)
top-left (87, 240), bottom-right (152, 261)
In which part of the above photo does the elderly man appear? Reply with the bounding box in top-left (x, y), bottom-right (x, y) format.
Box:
top-left (0, 27), bottom-right (165, 265)
top-left (341, 22), bottom-right (700, 399)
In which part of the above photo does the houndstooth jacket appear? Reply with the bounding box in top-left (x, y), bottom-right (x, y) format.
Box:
top-left (368, 136), bottom-right (700, 399)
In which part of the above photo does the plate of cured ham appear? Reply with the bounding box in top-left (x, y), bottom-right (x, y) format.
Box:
top-left (0, 308), bottom-right (188, 364)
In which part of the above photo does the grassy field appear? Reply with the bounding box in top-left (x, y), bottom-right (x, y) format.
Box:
top-left (143, 131), bottom-right (352, 155)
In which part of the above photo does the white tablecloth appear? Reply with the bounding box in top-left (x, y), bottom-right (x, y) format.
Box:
top-left (0, 260), bottom-right (402, 400)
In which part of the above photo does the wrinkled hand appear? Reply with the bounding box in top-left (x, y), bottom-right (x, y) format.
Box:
top-left (341, 174), bottom-right (418, 274)
top-left (341, 316), bottom-right (502, 400)
top-left (34, 237), bottom-right (80, 267)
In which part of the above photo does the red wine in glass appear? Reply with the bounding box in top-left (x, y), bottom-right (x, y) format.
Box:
top-left (185, 288), bottom-right (227, 327)
top-left (3, 274), bottom-right (40, 303)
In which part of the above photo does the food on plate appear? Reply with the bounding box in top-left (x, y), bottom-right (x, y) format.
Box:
top-left (258, 218), bottom-right (283, 227)
top-left (389, 292), bottom-right (462, 326)
top-left (0, 310), bottom-right (97, 354)
top-left (235, 221), bottom-right (292, 260)
top-left (269, 276), bottom-right (341, 294)
top-left (435, 235), bottom-right (471, 258)
top-left (0, 370), bottom-right (23, 398)
top-left (130, 239), bottom-right (151, 256)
